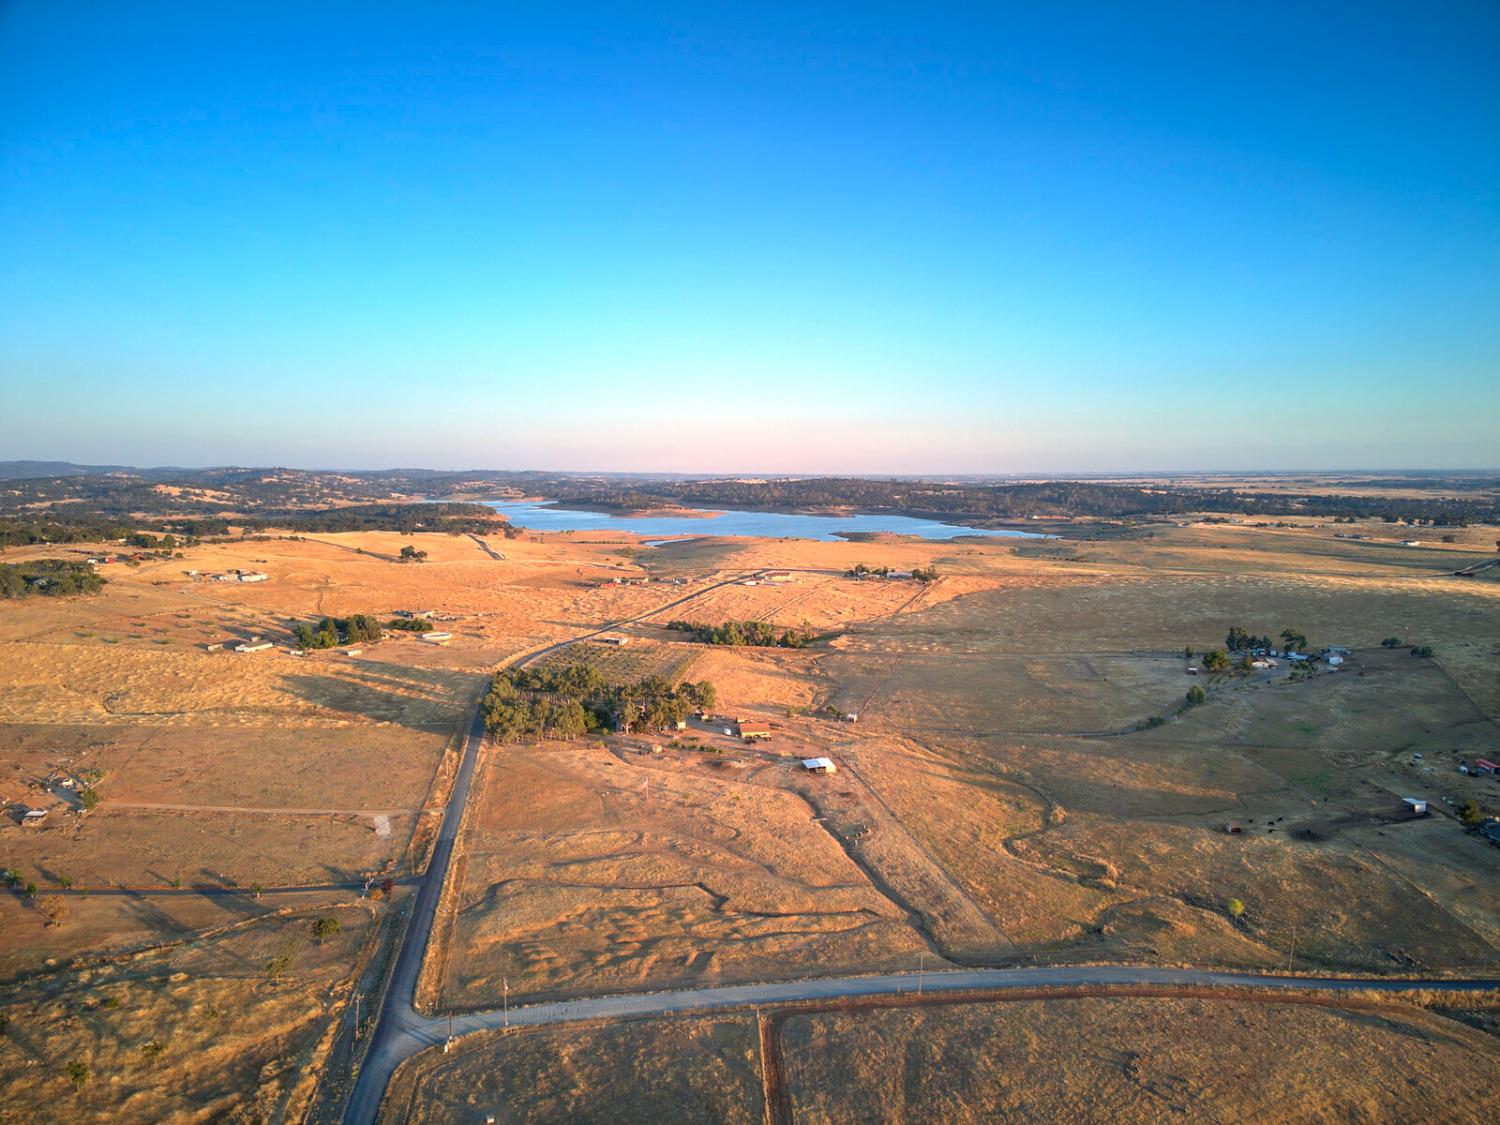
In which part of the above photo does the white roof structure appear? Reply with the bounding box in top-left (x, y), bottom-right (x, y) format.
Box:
top-left (801, 757), bottom-right (837, 772)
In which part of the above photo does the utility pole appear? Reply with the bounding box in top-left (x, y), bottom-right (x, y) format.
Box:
top-left (503, 977), bottom-right (509, 1031)
top-left (1286, 917), bottom-right (1298, 972)
top-left (918, 952), bottom-right (924, 995)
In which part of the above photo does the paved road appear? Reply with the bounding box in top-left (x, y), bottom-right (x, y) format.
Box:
top-left (392, 963), bottom-right (1500, 1047)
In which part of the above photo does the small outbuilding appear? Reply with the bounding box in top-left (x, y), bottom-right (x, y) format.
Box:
top-left (737, 721), bottom-right (772, 741)
top-left (801, 757), bottom-right (837, 774)
top-left (234, 641), bottom-right (274, 653)
top-left (21, 808), bottom-right (48, 827)
top-left (1402, 797), bottom-right (1428, 816)
top-left (1473, 759), bottom-right (1498, 777)
top-left (238, 572), bottom-right (269, 583)
top-left (597, 634), bottom-right (630, 646)
top-left (1224, 821), bottom-right (1244, 834)
top-left (419, 632), bottom-right (453, 645)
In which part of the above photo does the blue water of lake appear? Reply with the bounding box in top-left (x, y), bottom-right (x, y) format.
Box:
top-left (484, 500), bottom-right (1047, 543)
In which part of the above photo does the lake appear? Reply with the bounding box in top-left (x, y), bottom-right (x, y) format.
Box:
top-left (483, 499), bottom-right (1047, 543)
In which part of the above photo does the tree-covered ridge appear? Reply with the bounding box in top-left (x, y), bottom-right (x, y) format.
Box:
top-left (548, 476), bottom-right (1499, 525)
top-left (482, 664), bottom-right (717, 742)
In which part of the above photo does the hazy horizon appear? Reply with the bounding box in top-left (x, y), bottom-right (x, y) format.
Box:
top-left (3, 456), bottom-right (1498, 480)
top-left (3, 5), bottom-right (1497, 471)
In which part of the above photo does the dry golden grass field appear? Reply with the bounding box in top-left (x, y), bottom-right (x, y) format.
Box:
top-left (778, 995), bottom-right (1500, 1123)
top-left (3, 511), bottom-right (1499, 1118)
top-left (383, 993), bottom-right (1499, 1124)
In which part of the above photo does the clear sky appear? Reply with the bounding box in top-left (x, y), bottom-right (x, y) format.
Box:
top-left (2, 3), bottom-right (1496, 473)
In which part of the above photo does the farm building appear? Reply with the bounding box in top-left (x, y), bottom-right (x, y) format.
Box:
top-left (762, 570), bottom-right (794, 583)
top-left (1472, 759), bottom-right (1498, 776)
top-left (737, 721), bottom-right (772, 741)
top-left (597, 634), bottom-right (630, 646)
top-left (1402, 797), bottom-right (1428, 816)
top-left (1224, 821), bottom-right (1243, 834)
top-left (21, 808), bottom-right (48, 827)
top-left (234, 641), bottom-right (274, 653)
top-left (801, 757), bottom-right (837, 774)
top-left (238, 571), bottom-right (269, 583)
top-left (419, 632), bottom-right (452, 645)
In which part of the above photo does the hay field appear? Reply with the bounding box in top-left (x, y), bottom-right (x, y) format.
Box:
top-left (780, 996), bottom-right (1500, 1123)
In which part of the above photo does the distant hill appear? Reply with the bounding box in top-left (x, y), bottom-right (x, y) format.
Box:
top-left (0, 460), bottom-right (134, 479)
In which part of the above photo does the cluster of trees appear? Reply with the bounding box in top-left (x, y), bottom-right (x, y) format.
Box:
top-left (1223, 626), bottom-right (1307, 653)
top-left (386, 617), bottom-right (435, 633)
top-left (291, 614), bottom-right (384, 649)
top-left (666, 619), bottom-right (817, 648)
top-left (482, 663), bottom-right (718, 741)
top-left (0, 560), bottom-right (106, 599)
top-left (399, 544), bottom-right (428, 562)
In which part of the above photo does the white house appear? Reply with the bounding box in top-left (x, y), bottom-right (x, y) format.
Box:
top-left (801, 757), bottom-right (837, 774)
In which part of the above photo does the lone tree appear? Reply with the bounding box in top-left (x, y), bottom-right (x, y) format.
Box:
top-left (1185, 685), bottom-right (1207, 708)
top-left (311, 916), bottom-right (342, 943)
top-left (1460, 800), bottom-right (1484, 828)
top-left (399, 545), bottom-right (428, 562)
top-left (1227, 898), bottom-right (1246, 920)
top-left (66, 1060), bottom-right (89, 1091)
top-left (1202, 649), bottom-right (1231, 673)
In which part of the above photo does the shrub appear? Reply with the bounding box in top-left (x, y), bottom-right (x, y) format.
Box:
top-left (66, 1060), bottom-right (89, 1090)
top-left (1227, 898), bottom-right (1246, 919)
top-left (78, 788), bottom-right (100, 811)
top-left (1381, 637), bottom-right (1402, 648)
top-left (1460, 800), bottom-right (1484, 828)
top-left (1184, 686), bottom-right (1207, 708)
top-left (1410, 645), bottom-right (1434, 658)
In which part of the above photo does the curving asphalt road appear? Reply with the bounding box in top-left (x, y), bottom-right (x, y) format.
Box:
top-left (339, 569), bottom-right (1500, 1124)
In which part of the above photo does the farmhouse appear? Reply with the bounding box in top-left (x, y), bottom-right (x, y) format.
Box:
top-left (737, 720), bottom-right (772, 741)
top-left (801, 757), bottom-right (837, 774)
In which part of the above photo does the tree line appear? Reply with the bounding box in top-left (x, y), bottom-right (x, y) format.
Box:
top-left (666, 619), bottom-right (818, 648)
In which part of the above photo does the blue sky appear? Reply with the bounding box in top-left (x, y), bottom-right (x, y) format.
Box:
top-left (2, 3), bottom-right (1496, 472)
